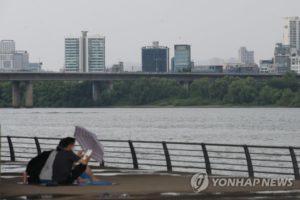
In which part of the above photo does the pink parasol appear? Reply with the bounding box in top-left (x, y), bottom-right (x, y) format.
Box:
top-left (74, 126), bottom-right (104, 163)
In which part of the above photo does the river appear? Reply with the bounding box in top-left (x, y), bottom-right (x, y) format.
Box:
top-left (0, 108), bottom-right (299, 146)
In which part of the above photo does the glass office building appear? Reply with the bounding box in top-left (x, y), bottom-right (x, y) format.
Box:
top-left (173, 45), bottom-right (191, 72)
top-left (142, 41), bottom-right (169, 72)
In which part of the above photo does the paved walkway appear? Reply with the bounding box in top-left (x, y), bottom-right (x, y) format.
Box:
top-left (1, 170), bottom-right (300, 199)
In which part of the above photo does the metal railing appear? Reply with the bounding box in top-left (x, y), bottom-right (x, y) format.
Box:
top-left (1, 136), bottom-right (299, 180)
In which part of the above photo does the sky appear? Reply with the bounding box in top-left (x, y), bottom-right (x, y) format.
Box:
top-left (0, 0), bottom-right (299, 71)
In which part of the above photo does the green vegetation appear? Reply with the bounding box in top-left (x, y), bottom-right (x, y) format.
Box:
top-left (0, 73), bottom-right (299, 107)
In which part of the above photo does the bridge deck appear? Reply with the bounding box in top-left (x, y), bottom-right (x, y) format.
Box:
top-left (0, 72), bottom-right (295, 81)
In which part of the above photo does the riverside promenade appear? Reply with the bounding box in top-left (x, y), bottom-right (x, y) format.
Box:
top-left (1, 135), bottom-right (300, 199)
top-left (1, 170), bottom-right (300, 199)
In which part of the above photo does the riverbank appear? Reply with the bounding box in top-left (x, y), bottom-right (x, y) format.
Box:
top-left (1, 73), bottom-right (299, 108)
top-left (1, 104), bottom-right (299, 109)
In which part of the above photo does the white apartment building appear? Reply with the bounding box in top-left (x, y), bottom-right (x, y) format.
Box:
top-left (290, 48), bottom-right (300, 74)
top-left (87, 35), bottom-right (105, 72)
top-left (0, 40), bottom-right (15, 53)
top-left (0, 40), bottom-right (15, 69)
top-left (65, 31), bottom-right (105, 72)
top-left (259, 59), bottom-right (274, 74)
top-left (65, 37), bottom-right (80, 72)
top-left (0, 53), bottom-right (14, 69)
top-left (284, 17), bottom-right (300, 50)
top-left (238, 47), bottom-right (255, 65)
top-left (291, 56), bottom-right (300, 74)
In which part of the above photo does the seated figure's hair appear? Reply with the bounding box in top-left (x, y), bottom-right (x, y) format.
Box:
top-left (57, 137), bottom-right (75, 150)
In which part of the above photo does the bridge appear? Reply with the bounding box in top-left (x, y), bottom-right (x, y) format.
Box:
top-left (0, 72), bottom-right (297, 108)
top-left (0, 72), bottom-right (292, 81)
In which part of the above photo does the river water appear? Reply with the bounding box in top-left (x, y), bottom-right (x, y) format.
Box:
top-left (0, 108), bottom-right (299, 146)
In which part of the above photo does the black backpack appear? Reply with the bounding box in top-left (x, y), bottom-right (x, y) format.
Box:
top-left (26, 151), bottom-right (52, 184)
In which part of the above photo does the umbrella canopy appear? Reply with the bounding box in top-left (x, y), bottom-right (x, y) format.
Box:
top-left (74, 126), bottom-right (104, 163)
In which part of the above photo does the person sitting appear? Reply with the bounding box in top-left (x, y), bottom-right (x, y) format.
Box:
top-left (25, 137), bottom-right (93, 185)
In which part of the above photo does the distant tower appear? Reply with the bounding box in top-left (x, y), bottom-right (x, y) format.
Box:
top-left (80, 31), bottom-right (88, 72)
top-left (284, 17), bottom-right (300, 50)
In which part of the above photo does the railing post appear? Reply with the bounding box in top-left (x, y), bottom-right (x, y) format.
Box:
top-left (289, 147), bottom-right (300, 180)
top-left (0, 125), bottom-right (1, 175)
top-left (7, 136), bottom-right (15, 162)
top-left (201, 143), bottom-right (212, 175)
top-left (162, 142), bottom-right (172, 172)
top-left (128, 140), bottom-right (138, 169)
top-left (243, 145), bottom-right (254, 178)
top-left (34, 137), bottom-right (41, 155)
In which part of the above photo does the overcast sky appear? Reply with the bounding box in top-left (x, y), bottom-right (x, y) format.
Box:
top-left (0, 0), bottom-right (299, 71)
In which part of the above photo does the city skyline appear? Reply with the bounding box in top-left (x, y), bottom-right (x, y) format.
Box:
top-left (1, 0), bottom-right (300, 71)
top-left (0, 39), bottom-right (42, 71)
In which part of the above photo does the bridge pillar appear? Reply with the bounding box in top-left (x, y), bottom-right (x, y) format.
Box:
top-left (107, 80), bottom-right (113, 90)
top-left (92, 81), bottom-right (101, 102)
top-left (12, 81), bottom-right (21, 108)
top-left (25, 81), bottom-right (33, 108)
top-left (179, 81), bottom-right (191, 91)
top-left (92, 81), bottom-right (114, 102)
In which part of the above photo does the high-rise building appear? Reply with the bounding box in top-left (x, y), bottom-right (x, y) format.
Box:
top-left (87, 35), bottom-right (105, 72)
top-left (290, 48), bottom-right (300, 74)
top-left (274, 43), bottom-right (291, 74)
top-left (238, 47), bottom-right (255, 65)
top-left (65, 31), bottom-right (105, 72)
top-left (142, 41), bottom-right (169, 72)
top-left (0, 40), bottom-right (41, 72)
top-left (0, 40), bottom-right (15, 53)
top-left (284, 17), bottom-right (300, 50)
top-left (13, 50), bottom-right (29, 69)
top-left (0, 40), bottom-right (15, 69)
top-left (65, 37), bottom-right (80, 72)
top-left (0, 54), bottom-right (14, 69)
top-left (172, 45), bottom-right (191, 72)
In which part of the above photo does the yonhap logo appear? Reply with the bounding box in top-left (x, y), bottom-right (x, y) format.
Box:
top-left (190, 173), bottom-right (209, 193)
top-left (190, 173), bottom-right (294, 193)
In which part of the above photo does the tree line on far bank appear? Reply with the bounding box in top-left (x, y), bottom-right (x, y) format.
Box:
top-left (0, 73), bottom-right (299, 107)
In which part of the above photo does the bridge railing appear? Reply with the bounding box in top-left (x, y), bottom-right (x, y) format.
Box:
top-left (1, 136), bottom-right (299, 180)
